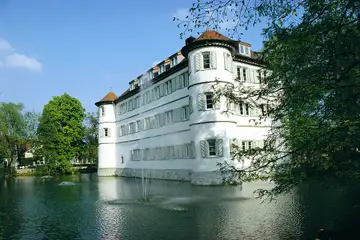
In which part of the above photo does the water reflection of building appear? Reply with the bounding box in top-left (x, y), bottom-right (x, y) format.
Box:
top-left (95, 30), bottom-right (272, 185)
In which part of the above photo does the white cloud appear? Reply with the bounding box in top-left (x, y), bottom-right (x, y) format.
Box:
top-left (152, 61), bottom-right (160, 67)
top-left (4, 53), bottom-right (42, 72)
top-left (172, 8), bottom-right (189, 21)
top-left (0, 39), bottom-right (14, 52)
top-left (0, 38), bottom-right (42, 72)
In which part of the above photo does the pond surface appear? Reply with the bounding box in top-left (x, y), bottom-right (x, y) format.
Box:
top-left (0, 174), bottom-right (360, 240)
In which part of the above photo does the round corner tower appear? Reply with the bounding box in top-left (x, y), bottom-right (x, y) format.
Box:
top-left (95, 91), bottom-right (117, 176)
top-left (181, 30), bottom-right (238, 185)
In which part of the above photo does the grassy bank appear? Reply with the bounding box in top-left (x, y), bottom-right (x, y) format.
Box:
top-left (14, 165), bottom-right (97, 177)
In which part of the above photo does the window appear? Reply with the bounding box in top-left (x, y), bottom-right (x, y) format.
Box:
top-left (136, 120), bottom-right (141, 132)
top-left (165, 111), bottom-right (173, 124)
top-left (260, 104), bottom-right (271, 116)
top-left (160, 65), bottom-right (164, 74)
top-left (183, 106), bottom-right (190, 120)
top-left (205, 93), bottom-right (214, 109)
top-left (243, 68), bottom-right (247, 82)
top-left (224, 53), bottom-right (231, 71)
top-left (207, 139), bottom-right (216, 156)
top-left (170, 57), bottom-right (178, 67)
top-left (103, 128), bottom-right (109, 137)
top-left (202, 52), bottom-right (210, 69)
top-left (99, 106), bottom-right (105, 117)
top-left (240, 45), bottom-right (244, 54)
top-left (120, 125), bottom-right (126, 136)
top-left (165, 64), bottom-right (170, 71)
top-left (245, 47), bottom-right (249, 55)
top-left (154, 71), bottom-right (158, 78)
top-left (239, 103), bottom-right (250, 116)
top-left (129, 122), bottom-right (136, 134)
top-left (167, 80), bottom-right (172, 94)
top-left (200, 139), bottom-right (223, 158)
top-left (237, 67), bottom-right (241, 80)
top-left (242, 141), bottom-right (246, 151)
top-left (248, 141), bottom-right (252, 150)
top-left (245, 104), bottom-right (250, 115)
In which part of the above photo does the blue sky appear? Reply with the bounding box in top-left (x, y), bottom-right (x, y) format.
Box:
top-left (0, 0), bottom-right (265, 113)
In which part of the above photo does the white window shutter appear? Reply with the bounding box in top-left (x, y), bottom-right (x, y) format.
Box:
top-left (229, 56), bottom-right (233, 72)
top-left (159, 84), bottom-right (164, 97)
top-left (254, 69), bottom-right (259, 83)
top-left (188, 57), bottom-right (192, 74)
top-left (215, 96), bottom-right (221, 109)
top-left (247, 68), bottom-right (251, 83)
top-left (195, 53), bottom-right (201, 72)
top-left (191, 141), bottom-right (196, 158)
top-left (189, 96), bottom-right (193, 114)
top-left (223, 52), bottom-right (228, 71)
top-left (216, 139), bottom-right (224, 157)
top-left (200, 140), bottom-right (207, 158)
top-left (210, 52), bottom-right (217, 69)
top-left (197, 93), bottom-right (205, 111)
top-left (171, 78), bottom-right (176, 91)
top-left (235, 104), bottom-right (241, 115)
top-left (233, 65), bottom-right (237, 80)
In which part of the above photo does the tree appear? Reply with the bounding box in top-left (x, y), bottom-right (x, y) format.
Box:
top-left (81, 112), bottom-right (99, 164)
top-left (37, 93), bottom-right (85, 175)
top-left (176, 0), bottom-right (360, 198)
top-left (0, 102), bottom-right (26, 171)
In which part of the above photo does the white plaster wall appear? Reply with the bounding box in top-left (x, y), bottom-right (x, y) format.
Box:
top-left (188, 46), bottom-right (237, 173)
top-left (115, 130), bottom-right (194, 170)
top-left (97, 44), bottom-right (274, 183)
top-left (111, 67), bottom-right (194, 171)
top-left (98, 143), bottom-right (116, 169)
top-left (115, 68), bottom-right (189, 122)
top-left (98, 104), bottom-right (116, 123)
top-left (115, 92), bottom-right (189, 143)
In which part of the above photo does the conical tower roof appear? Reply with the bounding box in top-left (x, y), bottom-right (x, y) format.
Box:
top-left (195, 30), bottom-right (230, 41)
top-left (95, 91), bottom-right (117, 106)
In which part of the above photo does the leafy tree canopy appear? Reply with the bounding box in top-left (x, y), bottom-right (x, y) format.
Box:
top-left (177, 0), bottom-right (360, 198)
top-left (37, 93), bottom-right (85, 174)
top-left (80, 111), bottom-right (99, 164)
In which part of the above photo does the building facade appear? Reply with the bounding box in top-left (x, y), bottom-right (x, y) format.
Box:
top-left (95, 31), bottom-right (272, 185)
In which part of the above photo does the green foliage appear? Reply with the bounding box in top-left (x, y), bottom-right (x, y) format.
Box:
top-left (37, 93), bottom-right (85, 175)
top-left (179, 0), bottom-right (360, 198)
top-left (80, 112), bottom-right (99, 164)
top-left (0, 102), bottom-right (26, 168)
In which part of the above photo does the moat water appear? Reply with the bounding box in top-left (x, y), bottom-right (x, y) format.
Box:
top-left (1, 174), bottom-right (360, 240)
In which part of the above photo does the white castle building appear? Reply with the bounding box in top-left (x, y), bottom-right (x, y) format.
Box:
top-left (95, 30), bottom-right (272, 185)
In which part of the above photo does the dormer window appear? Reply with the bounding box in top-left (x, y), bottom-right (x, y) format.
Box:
top-left (160, 64), bottom-right (164, 74)
top-left (170, 57), bottom-right (178, 67)
top-left (130, 83), bottom-right (135, 91)
top-left (239, 44), bottom-right (251, 56)
top-left (240, 45), bottom-right (244, 54)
